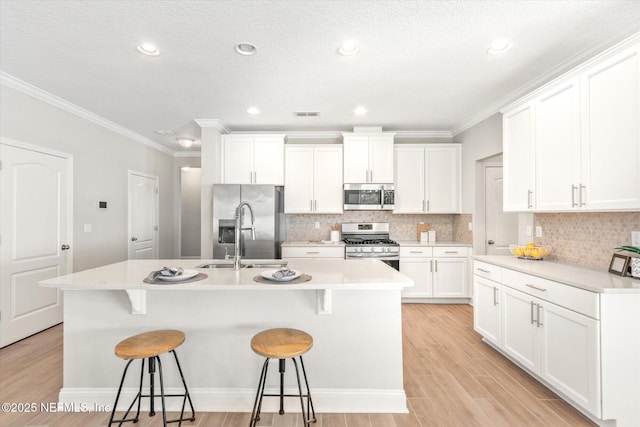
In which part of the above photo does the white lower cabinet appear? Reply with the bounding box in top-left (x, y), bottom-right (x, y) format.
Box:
top-left (473, 276), bottom-right (501, 346)
top-left (474, 260), bottom-right (602, 419)
top-left (400, 246), bottom-right (469, 300)
top-left (281, 245), bottom-right (344, 259)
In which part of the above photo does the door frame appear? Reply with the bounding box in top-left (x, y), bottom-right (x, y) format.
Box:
top-left (0, 137), bottom-right (74, 273)
top-left (127, 170), bottom-right (159, 260)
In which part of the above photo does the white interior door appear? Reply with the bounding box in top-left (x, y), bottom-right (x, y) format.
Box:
top-left (485, 165), bottom-right (518, 255)
top-left (0, 142), bottom-right (71, 347)
top-left (128, 171), bottom-right (158, 260)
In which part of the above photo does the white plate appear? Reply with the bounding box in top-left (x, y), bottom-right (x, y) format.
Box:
top-left (260, 269), bottom-right (302, 282)
top-left (156, 269), bottom-right (198, 281)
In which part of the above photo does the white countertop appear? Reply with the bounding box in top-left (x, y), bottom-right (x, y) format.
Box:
top-left (282, 241), bottom-right (345, 247)
top-left (397, 240), bottom-right (472, 247)
top-left (40, 258), bottom-right (412, 291)
top-left (474, 255), bottom-right (640, 294)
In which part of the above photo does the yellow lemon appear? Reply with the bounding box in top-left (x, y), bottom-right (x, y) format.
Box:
top-left (525, 243), bottom-right (536, 249)
top-left (513, 247), bottom-right (524, 257)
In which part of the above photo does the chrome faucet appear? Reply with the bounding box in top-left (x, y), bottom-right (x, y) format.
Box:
top-left (234, 201), bottom-right (256, 270)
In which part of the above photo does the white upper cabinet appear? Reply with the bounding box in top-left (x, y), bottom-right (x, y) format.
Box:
top-left (394, 144), bottom-right (461, 213)
top-left (581, 44), bottom-right (640, 210)
top-left (503, 101), bottom-right (535, 211)
top-left (502, 39), bottom-right (640, 211)
top-left (536, 78), bottom-right (582, 211)
top-left (222, 135), bottom-right (285, 185)
top-left (343, 133), bottom-right (394, 183)
top-left (284, 145), bottom-right (343, 214)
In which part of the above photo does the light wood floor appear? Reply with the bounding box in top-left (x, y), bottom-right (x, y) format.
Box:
top-left (0, 304), bottom-right (595, 426)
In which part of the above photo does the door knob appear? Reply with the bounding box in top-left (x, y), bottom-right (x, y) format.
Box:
top-left (488, 240), bottom-right (495, 245)
top-left (131, 237), bottom-right (138, 242)
top-left (61, 244), bottom-right (70, 250)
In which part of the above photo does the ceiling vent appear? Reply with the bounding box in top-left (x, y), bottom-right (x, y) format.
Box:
top-left (295, 111), bottom-right (320, 117)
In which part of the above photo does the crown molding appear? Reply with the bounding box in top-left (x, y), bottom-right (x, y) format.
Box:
top-left (393, 130), bottom-right (452, 139)
top-left (194, 119), bottom-right (230, 134)
top-left (285, 131), bottom-right (343, 139)
top-left (0, 72), bottom-right (175, 156)
top-left (174, 150), bottom-right (202, 158)
top-left (452, 28), bottom-right (640, 137)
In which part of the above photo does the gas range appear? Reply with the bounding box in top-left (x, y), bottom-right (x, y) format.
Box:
top-left (341, 223), bottom-right (400, 259)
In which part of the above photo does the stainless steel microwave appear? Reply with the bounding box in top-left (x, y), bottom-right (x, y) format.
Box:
top-left (343, 184), bottom-right (395, 210)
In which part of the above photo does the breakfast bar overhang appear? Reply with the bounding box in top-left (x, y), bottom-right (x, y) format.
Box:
top-left (40, 258), bottom-right (413, 414)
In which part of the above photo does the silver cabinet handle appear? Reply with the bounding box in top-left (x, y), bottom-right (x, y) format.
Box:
top-left (430, 259), bottom-right (433, 272)
top-left (487, 240), bottom-right (495, 245)
top-left (493, 287), bottom-right (499, 306)
top-left (579, 184), bottom-right (586, 207)
top-left (61, 244), bottom-right (70, 250)
top-left (530, 301), bottom-right (536, 325)
top-left (476, 268), bottom-right (490, 273)
top-left (527, 190), bottom-right (533, 209)
top-left (409, 251), bottom-right (423, 254)
top-left (426, 200), bottom-right (430, 211)
top-left (536, 304), bottom-right (543, 327)
top-left (526, 284), bottom-right (547, 292)
top-left (314, 200), bottom-right (317, 211)
top-left (422, 200), bottom-right (426, 212)
top-left (571, 185), bottom-right (578, 207)
top-left (434, 259), bottom-right (437, 272)
top-left (306, 251), bottom-right (320, 255)
top-left (254, 171), bottom-right (257, 183)
top-left (131, 237), bottom-right (138, 242)
top-left (445, 251), bottom-right (459, 254)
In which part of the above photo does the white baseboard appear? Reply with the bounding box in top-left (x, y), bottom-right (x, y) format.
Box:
top-left (58, 387), bottom-right (408, 414)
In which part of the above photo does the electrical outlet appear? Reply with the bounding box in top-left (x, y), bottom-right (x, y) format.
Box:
top-left (632, 231), bottom-right (640, 246)
top-left (535, 226), bottom-right (543, 237)
top-left (84, 224), bottom-right (92, 233)
top-left (468, 222), bottom-right (472, 231)
top-left (314, 221), bottom-right (320, 229)
top-left (526, 225), bottom-right (532, 237)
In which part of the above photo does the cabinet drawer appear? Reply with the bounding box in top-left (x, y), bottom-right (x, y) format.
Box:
top-left (502, 268), bottom-right (599, 319)
top-left (400, 246), bottom-right (433, 258)
top-left (282, 246), bottom-right (344, 258)
top-left (473, 261), bottom-right (502, 282)
top-left (433, 247), bottom-right (468, 257)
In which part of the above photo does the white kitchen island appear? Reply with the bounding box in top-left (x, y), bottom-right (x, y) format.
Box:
top-left (40, 258), bottom-right (413, 414)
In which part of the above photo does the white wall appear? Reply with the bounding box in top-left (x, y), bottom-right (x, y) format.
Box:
top-left (455, 113), bottom-right (503, 213)
top-left (0, 85), bottom-right (177, 272)
top-left (180, 167), bottom-right (202, 257)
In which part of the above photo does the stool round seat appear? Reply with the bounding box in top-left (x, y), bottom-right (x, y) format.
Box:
top-left (115, 330), bottom-right (185, 360)
top-left (251, 328), bottom-right (313, 359)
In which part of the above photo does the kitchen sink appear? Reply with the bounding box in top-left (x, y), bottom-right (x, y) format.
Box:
top-left (196, 261), bottom-right (288, 269)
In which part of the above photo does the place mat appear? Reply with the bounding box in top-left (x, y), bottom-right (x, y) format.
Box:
top-left (144, 273), bottom-right (208, 285)
top-left (253, 273), bottom-right (312, 285)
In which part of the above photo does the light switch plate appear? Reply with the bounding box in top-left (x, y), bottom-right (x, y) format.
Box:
top-left (632, 231), bottom-right (640, 246)
top-left (468, 222), bottom-right (472, 231)
top-left (84, 224), bottom-right (92, 233)
top-left (314, 221), bottom-right (320, 229)
top-left (535, 226), bottom-right (543, 237)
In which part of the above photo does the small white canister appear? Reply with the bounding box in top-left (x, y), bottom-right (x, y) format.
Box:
top-left (330, 230), bottom-right (340, 243)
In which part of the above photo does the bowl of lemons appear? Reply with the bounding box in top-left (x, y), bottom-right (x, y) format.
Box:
top-left (509, 243), bottom-right (551, 260)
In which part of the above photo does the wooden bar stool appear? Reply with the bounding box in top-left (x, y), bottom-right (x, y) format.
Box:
top-left (108, 329), bottom-right (196, 427)
top-left (249, 328), bottom-right (316, 427)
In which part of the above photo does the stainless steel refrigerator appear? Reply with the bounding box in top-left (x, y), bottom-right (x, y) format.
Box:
top-left (212, 184), bottom-right (285, 260)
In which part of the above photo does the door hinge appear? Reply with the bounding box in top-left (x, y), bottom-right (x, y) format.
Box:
top-left (155, 188), bottom-right (159, 195)
top-left (154, 225), bottom-right (158, 231)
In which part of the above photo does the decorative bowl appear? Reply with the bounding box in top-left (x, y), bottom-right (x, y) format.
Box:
top-left (509, 244), bottom-right (552, 260)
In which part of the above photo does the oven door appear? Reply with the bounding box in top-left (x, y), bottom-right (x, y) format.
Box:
top-left (345, 253), bottom-right (400, 270)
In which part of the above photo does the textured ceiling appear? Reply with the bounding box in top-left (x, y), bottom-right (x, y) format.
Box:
top-left (1, 0), bottom-right (639, 152)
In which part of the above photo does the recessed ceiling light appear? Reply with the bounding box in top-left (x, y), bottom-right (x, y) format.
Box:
top-left (354, 106), bottom-right (367, 115)
top-left (247, 107), bottom-right (260, 115)
top-left (137, 42), bottom-right (160, 56)
top-left (487, 39), bottom-right (512, 55)
top-left (176, 137), bottom-right (195, 148)
top-left (235, 43), bottom-right (257, 56)
top-left (338, 40), bottom-right (360, 56)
